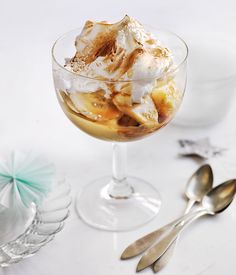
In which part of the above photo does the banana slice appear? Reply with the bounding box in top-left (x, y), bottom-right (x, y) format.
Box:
top-left (69, 90), bottom-right (121, 121)
top-left (151, 83), bottom-right (179, 123)
top-left (113, 94), bottom-right (159, 127)
top-left (59, 91), bottom-right (79, 113)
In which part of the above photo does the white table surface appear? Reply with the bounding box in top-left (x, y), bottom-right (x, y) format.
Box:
top-left (0, 0), bottom-right (236, 274)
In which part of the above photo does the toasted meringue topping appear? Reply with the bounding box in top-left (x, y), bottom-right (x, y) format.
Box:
top-left (65, 15), bottom-right (173, 103)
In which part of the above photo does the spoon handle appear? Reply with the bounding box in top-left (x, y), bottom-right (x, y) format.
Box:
top-left (136, 210), bottom-right (208, 272)
top-left (184, 199), bottom-right (196, 214)
top-left (120, 218), bottom-right (181, 260)
top-left (152, 198), bottom-right (196, 272)
top-left (121, 209), bottom-right (201, 259)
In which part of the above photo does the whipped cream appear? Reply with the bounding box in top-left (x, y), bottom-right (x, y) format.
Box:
top-left (65, 15), bottom-right (173, 103)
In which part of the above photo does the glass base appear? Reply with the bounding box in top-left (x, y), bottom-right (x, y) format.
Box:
top-left (76, 176), bottom-right (161, 231)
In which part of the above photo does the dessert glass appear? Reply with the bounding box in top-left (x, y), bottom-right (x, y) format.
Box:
top-left (52, 27), bottom-right (188, 231)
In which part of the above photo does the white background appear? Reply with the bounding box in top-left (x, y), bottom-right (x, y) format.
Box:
top-left (0, 0), bottom-right (236, 274)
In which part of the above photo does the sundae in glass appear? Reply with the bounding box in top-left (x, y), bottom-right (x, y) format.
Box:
top-left (52, 16), bottom-right (188, 231)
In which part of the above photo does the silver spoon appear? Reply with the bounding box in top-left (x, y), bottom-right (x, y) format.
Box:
top-left (153, 164), bottom-right (213, 272)
top-left (120, 165), bottom-right (213, 260)
top-left (137, 179), bottom-right (236, 272)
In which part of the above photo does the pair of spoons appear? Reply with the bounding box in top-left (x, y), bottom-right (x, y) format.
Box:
top-left (121, 164), bottom-right (236, 272)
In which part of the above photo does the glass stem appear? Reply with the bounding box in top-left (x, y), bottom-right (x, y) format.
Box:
top-left (112, 143), bottom-right (127, 182)
top-left (108, 143), bottom-right (133, 199)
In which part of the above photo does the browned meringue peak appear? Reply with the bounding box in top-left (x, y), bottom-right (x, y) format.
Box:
top-left (65, 16), bottom-right (174, 103)
top-left (67, 15), bottom-right (172, 80)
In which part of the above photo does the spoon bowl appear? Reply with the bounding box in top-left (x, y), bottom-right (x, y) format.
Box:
top-left (202, 179), bottom-right (236, 214)
top-left (185, 164), bottom-right (213, 202)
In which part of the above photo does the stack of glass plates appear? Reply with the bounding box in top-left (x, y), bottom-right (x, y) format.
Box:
top-left (0, 179), bottom-right (71, 267)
